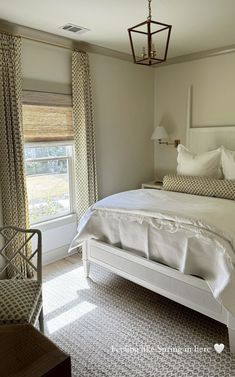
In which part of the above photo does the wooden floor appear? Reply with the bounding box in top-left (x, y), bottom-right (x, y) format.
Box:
top-left (43, 254), bottom-right (81, 281)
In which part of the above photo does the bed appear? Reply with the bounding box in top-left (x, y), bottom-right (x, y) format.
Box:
top-left (72, 188), bottom-right (235, 352)
top-left (71, 87), bottom-right (235, 353)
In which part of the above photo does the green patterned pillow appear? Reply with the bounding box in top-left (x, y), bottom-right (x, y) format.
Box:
top-left (163, 174), bottom-right (235, 200)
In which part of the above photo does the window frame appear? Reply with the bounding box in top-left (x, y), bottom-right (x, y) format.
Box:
top-left (24, 140), bottom-right (76, 226)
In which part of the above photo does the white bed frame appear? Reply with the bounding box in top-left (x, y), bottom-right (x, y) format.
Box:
top-left (83, 240), bottom-right (235, 352)
top-left (82, 86), bottom-right (235, 352)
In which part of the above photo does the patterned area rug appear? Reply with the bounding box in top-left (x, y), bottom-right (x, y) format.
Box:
top-left (43, 256), bottom-right (235, 377)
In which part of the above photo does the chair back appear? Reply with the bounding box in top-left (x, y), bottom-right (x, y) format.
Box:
top-left (0, 226), bottom-right (42, 282)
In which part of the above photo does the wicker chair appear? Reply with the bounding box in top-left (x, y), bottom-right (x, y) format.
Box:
top-left (0, 226), bottom-right (44, 332)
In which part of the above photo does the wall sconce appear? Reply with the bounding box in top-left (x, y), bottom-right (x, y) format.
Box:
top-left (151, 126), bottom-right (180, 148)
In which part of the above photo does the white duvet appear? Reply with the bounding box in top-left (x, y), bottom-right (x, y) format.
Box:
top-left (71, 189), bottom-right (235, 316)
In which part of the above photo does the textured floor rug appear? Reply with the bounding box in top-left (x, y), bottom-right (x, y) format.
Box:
top-left (43, 256), bottom-right (235, 377)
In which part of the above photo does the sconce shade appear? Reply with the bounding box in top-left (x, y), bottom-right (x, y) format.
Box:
top-left (151, 126), bottom-right (168, 140)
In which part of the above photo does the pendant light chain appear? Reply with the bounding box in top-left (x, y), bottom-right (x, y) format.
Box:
top-left (148, 0), bottom-right (152, 20)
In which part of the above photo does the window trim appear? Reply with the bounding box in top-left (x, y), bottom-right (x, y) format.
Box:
top-left (25, 141), bottom-right (76, 226)
top-left (34, 213), bottom-right (77, 232)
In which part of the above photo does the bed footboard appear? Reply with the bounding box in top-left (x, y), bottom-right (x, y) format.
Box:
top-left (82, 239), bottom-right (235, 353)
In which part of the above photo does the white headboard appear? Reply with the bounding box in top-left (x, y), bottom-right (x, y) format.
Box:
top-left (186, 85), bottom-right (235, 153)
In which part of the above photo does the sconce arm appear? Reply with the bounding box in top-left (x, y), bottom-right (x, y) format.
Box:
top-left (158, 139), bottom-right (180, 148)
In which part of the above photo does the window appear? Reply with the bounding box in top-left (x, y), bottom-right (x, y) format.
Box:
top-left (22, 91), bottom-right (74, 225)
top-left (24, 144), bottom-right (74, 224)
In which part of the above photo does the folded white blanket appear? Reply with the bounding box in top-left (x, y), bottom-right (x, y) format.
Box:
top-left (71, 189), bottom-right (235, 316)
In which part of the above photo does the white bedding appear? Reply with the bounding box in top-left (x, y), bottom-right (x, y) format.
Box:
top-left (71, 189), bottom-right (235, 315)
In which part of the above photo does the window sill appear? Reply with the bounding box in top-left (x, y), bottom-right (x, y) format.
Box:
top-left (31, 213), bottom-right (77, 232)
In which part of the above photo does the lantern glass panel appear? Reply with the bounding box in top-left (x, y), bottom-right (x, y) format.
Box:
top-left (151, 27), bottom-right (171, 60)
top-left (130, 31), bottom-right (149, 62)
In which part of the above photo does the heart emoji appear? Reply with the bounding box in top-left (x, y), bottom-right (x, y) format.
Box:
top-left (214, 343), bottom-right (224, 354)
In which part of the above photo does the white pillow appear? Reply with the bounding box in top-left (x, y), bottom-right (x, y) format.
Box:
top-left (177, 144), bottom-right (222, 178)
top-left (221, 146), bottom-right (235, 180)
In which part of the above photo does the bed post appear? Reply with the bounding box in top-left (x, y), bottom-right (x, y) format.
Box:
top-left (228, 312), bottom-right (235, 353)
top-left (82, 241), bottom-right (90, 278)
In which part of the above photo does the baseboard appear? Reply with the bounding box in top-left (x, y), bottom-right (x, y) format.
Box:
top-left (42, 244), bottom-right (77, 266)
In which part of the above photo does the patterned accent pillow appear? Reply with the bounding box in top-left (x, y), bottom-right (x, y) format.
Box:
top-left (163, 175), bottom-right (235, 200)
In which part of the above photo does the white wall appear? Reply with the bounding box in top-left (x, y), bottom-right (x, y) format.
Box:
top-left (154, 52), bottom-right (235, 178)
top-left (21, 39), bottom-right (155, 263)
top-left (89, 53), bottom-right (154, 198)
top-left (22, 40), bottom-right (72, 94)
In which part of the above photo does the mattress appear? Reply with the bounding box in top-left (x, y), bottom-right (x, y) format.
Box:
top-left (70, 189), bottom-right (235, 315)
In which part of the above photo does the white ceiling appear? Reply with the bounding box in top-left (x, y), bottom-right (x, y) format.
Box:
top-left (0, 0), bottom-right (235, 58)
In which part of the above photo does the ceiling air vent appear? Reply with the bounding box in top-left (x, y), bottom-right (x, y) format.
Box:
top-left (60, 23), bottom-right (90, 34)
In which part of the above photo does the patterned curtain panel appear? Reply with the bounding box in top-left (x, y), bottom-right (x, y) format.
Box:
top-left (72, 51), bottom-right (98, 221)
top-left (0, 33), bottom-right (32, 278)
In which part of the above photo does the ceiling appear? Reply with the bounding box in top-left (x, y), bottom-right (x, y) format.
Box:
top-left (0, 0), bottom-right (235, 58)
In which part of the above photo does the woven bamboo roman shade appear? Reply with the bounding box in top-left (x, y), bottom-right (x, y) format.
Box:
top-left (22, 90), bottom-right (74, 142)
